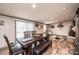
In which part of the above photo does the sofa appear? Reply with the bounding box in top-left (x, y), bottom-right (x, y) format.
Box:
top-left (32, 37), bottom-right (52, 55)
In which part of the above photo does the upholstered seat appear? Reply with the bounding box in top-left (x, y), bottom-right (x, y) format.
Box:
top-left (33, 40), bottom-right (52, 55)
top-left (11, 43), bottom-right (23, 54)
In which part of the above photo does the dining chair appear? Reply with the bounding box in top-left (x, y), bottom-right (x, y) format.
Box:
top-left (3, 34), bottom-right (24, 55)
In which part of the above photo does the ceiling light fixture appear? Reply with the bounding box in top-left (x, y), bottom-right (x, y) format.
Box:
top-left (63, 8), bottom-right (66, 10)
top-left (32, 4), bottom-right (36, 8)
top-left (50, 17), bottom-right (54, 20)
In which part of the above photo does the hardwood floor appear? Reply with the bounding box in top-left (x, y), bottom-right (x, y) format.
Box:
top-left (0, 48), bottom-right (9, 55)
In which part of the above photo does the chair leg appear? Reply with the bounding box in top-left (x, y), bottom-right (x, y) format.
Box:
top-left (50, 41), bottom-right (52, 48)
top-left (22, 51), bottom-right (24, 55)
top-left (23, 49), bottom-right (28, 55)
top-left (9, 52), bottom-right (13, 55)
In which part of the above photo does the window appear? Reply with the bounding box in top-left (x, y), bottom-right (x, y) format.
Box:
top-left (16, 20), bottom-right (34, 41)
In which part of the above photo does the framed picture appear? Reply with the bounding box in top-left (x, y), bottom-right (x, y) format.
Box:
top-left (35, 23), bottom-right (39, 27)
top-left (0, 20), bottom-right (4, 25)
top-left (51, 25), bottom-right (54, 28)
top-left (57, 23), bottom-right (64, 28)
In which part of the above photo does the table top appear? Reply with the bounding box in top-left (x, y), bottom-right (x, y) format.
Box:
top-left (20, 36), bottom-right (44, 46)
top-left (17, 34), bottom-right (50, 47)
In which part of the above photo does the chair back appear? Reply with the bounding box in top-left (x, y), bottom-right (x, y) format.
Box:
top-left (3, 35), bottom-right (12, 54)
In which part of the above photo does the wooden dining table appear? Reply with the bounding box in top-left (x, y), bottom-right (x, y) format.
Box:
top-left (17, 35), bottom-right (44, 54)
top-left (17, 34), bottom-right (51, 54)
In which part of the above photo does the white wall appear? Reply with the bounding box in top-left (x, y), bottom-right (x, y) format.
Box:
top-left (35, 27), bottom-right (43, 34)
top-left (0, 15), bottom-right (15, 48)
top-left (48, 20), bottom-right (72, 36)
top-left (35, 24), bottom-right (47, 34)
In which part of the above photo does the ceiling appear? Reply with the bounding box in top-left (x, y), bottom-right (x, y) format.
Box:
top-left (0, 3), bottom-right (79, 24)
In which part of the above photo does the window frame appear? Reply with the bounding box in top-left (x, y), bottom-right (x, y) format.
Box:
top-left (15, 20), bottom-right (35, 42)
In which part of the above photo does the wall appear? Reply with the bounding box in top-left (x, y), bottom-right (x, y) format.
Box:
top-left (35, 24), bottom-right (46, 34)
top-left (0, 15), bottom-right (15, 48)
top-left (35, 28), bottom-right (43, 34)
top-left (0, 15), bottom-right (46, 48)
top-left (48, 20), bottom-right (72, 36)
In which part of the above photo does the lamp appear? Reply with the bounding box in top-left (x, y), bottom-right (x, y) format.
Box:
top-left (72, 26), bottom-right (78, 32)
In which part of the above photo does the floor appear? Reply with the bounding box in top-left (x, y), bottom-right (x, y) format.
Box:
top-left (0, 36), bottom-right (75, 55)
top-left (0, 48), bottom-right (9, 55)
top-left (44, 35), bottom-right (75, 55)
top-left (43, 40), bottom-right (74, 55)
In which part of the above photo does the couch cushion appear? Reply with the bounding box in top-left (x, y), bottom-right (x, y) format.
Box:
top-left (33, 40), bottom-right (51, 54)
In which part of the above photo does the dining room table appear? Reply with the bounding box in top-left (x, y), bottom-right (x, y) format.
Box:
top-left (17, 34), bottom-right (44, 54)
